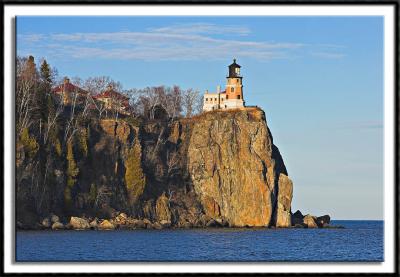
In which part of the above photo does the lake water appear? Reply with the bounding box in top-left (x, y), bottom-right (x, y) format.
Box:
top-left (16, 220), bottom-right (383, 262)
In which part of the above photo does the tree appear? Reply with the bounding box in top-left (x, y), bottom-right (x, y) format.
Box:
top-left (182, 88), bottom-right (201, 117)
top-left (167, 85), bottom-right (183, 118)
top-left (83, 76), bottom-right (122, 96)
top-left (39, 59), bottom-right (52, 84)
top-left (65, 140), bottom-right (79, 210)
top-left (16, 56), bottom-right (38, 136)
top-left (124, 142), bottom-right (146, 206)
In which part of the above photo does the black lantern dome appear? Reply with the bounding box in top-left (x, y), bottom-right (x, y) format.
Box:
top-left (228, 59), bottom-right (242, 78)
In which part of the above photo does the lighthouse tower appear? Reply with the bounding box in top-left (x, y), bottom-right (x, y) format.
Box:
top-left (225, 59), bottom-right (245, 109)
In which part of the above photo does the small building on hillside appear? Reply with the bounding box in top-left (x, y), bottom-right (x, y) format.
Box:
top-left (93, 85), bottom-right (130, 114)
top-left (203, 59), bottom-right (245, 111)
top-left (52, 77), bottom-right (88, 105)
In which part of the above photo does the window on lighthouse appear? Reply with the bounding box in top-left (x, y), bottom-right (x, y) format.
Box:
top-left (231, 87), bottom-right (234, 92)
top-left (235, 68), bottom-right (240, 75)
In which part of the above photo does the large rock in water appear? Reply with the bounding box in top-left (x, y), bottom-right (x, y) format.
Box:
top-left (316, 215), bottom-right (331, 227)
top-left (187, 108), bottom-right (291, 227)
top-left (303, 215), bottom-right (318, 228)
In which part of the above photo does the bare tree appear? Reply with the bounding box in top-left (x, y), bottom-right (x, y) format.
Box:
top-left (92, 98), bottom-right (107, 120)
top-left (165, 86), bottom-right (182, 118)
top-left (43, 96), bottom-right (63, 144)
top-left (182, 88), bottom-right (201, 117)
top-left (62, 80), bottom-right (88, 143)
top-left (83, 76), bottom-right (123, 96)
top-left (16, 56), bottom-right (38, 136)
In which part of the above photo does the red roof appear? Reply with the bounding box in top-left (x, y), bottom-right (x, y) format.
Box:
top-left (52, 82), bottom-right (88, 95)
top-left (94, 89), bottom-right (129, 101)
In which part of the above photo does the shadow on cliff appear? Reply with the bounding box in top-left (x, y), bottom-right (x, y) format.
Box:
top-left (267, 126), bottom-right (289, 227)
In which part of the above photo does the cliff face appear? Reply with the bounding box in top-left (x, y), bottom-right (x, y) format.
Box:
top-left (186, 108), bottom-right (290, 227)
top-left (16, 107), bottom-right (293, 228)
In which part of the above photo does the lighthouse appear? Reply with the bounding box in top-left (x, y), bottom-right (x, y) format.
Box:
top-left (203, 59), bottom-right (246, 112)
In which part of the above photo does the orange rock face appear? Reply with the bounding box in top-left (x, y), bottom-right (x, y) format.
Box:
top-left (187, 108), bottom-right (292, 227)
top-left (100, 119), bottom-right (134, 142)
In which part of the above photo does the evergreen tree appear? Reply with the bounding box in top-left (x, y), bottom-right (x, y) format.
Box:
top-left (40, 59), bottom-right (52, 84)
top-left (38, 59), bottom-right (54, 130)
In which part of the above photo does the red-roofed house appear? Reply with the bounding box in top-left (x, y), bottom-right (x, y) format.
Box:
top-left (93, 85), bottom-right (130, 114)
top-left (52, 77), bottom-right (88, 105)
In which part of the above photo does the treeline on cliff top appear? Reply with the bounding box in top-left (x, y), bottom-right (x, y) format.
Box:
top-left (15, 55), bottom-right (202, 222)
top-left (17, 55), bottom-right (203, 128)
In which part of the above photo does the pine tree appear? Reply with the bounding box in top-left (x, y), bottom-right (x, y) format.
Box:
top-left (40, 59), bottom-right (52, 84)
top-left (38, 59), bottom-right (54, 131)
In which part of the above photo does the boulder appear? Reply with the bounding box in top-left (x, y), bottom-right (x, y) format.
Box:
top-left (98, 219), bottom-right (115, 230)
top-left (303, 215), bottom-right (318, 228)
top-left (145, 223), bottom-right (154, 229)
top-left (143, 218), bottom-right (153, 229)
top-left (115, 213), bottom-right (128, 225)
top-left (153, 222), bottom-right (163, 230)
top-left (291, 210), bottom-right (304, 225)
top-left (51, 222), bottom-right (64, 230)
top-left (316, 215), bottom-right (331, 228)
top-left (50, 214), bottom-right (60, 223)
top-left (41, 218), bottom-right (51, 228)
top-left (160, 220), bottom-right (171, 228)
top-left (69, 216), bottom-right (90, 230)
top-left (89, 218), bottom-right (99, 229)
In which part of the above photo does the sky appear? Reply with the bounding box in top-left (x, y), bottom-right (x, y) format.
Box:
top-left (16, 16), bottom-right (384, 220)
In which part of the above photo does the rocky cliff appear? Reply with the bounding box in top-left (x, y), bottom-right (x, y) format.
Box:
top-left (16, 107), bottom-right (295, 229)
top-left (186, 108), bottom-right (290, 227)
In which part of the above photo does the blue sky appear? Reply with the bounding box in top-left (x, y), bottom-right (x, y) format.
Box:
top-left (16, 16), bottom-right (384, 220)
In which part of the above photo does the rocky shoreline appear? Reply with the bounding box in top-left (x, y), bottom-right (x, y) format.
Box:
top-left (17, 210), bottom-right (344, 231)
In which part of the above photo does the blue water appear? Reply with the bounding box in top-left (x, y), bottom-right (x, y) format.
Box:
top-left (16, 220), bottom-right (383, 262)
